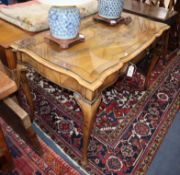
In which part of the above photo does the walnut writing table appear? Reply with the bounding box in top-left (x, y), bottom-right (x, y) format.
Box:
top-left (10, 13), bottom-right (169, 165)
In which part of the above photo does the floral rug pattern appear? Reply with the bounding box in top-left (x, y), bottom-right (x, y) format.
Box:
top-left (19, 53), bottom-right (180, 175)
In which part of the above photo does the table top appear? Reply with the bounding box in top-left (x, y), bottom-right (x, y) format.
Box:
top-left (11, 12), bottom-right (169, 91)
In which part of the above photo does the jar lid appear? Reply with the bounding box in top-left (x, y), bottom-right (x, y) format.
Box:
top-left (38, 0), bottom-right (92, 6)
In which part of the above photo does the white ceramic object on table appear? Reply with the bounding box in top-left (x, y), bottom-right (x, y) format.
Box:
top-left (39, 0), bottom-right (92, 7)
top-left (98, 0), bottom-right (124, 19)
top-left (39, 0), bottom-right (92, 40)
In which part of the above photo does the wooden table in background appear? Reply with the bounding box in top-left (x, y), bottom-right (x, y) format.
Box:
top-left (124, 0), bottom-right (179, 49)
top-left (0, 19), bottom-right (36, 69)
top-left (11, 13), bottom-right (169, 165)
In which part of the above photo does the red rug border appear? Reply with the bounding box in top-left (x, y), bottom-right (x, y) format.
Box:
top-left (134, 95), bottom-right (179, 175)
top-left (132, 50), bottom-right (180, 174)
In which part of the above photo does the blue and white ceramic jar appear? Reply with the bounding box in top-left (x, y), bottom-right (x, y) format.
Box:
top-left (48, 6), bottom-right (80, 40)
top-left (98, 0), bottom-right (124, 19)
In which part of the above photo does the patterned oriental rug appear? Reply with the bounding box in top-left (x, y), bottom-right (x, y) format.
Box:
top-left (0, 117), bottom-right (80, 175)
top-left (19, 51), bottom-right (180, 175)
